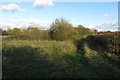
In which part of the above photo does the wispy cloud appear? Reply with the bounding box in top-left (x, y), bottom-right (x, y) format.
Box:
top-left (87, 22), bottom-right (118, 31)
top-left (33, 0), bottom-right (53, 8)
top-left (0, 3), bottom-right (25, 12)
top-left (103, 14), bottom-right (109, 17)
top-left (0, 19), bottom-right (51, 30)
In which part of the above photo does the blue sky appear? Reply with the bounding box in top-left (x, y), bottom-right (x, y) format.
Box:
top-left (0, 1), bottom-right (118, 31)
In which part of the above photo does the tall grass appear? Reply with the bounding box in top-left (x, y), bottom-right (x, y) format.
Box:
top-left (2, 35), bottom-right (120, 78)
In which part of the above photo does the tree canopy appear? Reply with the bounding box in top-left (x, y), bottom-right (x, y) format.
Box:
top-left (1, 18), bottom-right (98, 41)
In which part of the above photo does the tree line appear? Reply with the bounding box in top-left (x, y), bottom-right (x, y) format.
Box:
top-left (1, 18), bottom-right (98, 41)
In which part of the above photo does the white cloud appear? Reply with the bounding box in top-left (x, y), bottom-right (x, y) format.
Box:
top-left (0, 19), bottom-right (51, 30)
top-left (86, 24), bottom-right (95, 28)
top-left (33, 0), bottom-right (53, 8)
top-left (0, 3), bottom-right (25, 11)
top-left (103, 14), bottom-right (109, 17)
top-left (87, 22), bottom-right (118, 31)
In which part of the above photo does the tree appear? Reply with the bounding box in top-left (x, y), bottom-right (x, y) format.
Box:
top-left (49, 18), bottom-right (74, 41)
top-left (93, 29), bottom-right (98, 34)
top-left (8, 28), bottom-right (22, 36)
top-left (1, 30), bottom-right (9, 35)
top-left (75, 25), bottom-right (93, 39)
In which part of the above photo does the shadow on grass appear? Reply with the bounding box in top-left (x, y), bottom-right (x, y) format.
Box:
top-left (74, 36), bottom-right (120, 78)
top-left (2, 42), bottom-right (120, 78)
top-left (2, 46), bottom-right (57, 78)
top-left (2, 45), bottom-right (104, 78)
top-left (2, 45), bottom-right (100, 78)
top-left (86, 35), bottom-right (120, 68)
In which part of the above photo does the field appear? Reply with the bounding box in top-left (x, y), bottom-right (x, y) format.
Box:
top-left (2, 34), bottom-right (120, 78)
top-left (0, 2), bottom-right (119, 78)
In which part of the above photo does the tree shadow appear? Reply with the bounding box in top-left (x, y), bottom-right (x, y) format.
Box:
top-left (86, 35), bottom-right (120, 67)
top-left (74, 35), bottom-right (119, 64)
top-left (2, 46), bottom-right (57, 78)
top-left (74, 36), bottom-right (120, 78)
top-left (74, 38), bottom-right (86, 57)
top-left (2, 39), bottom-right (120, 78)
top-left (86, 35), bottom-right (109, 52)
top-left (3, 45), bottom-right (94, 78)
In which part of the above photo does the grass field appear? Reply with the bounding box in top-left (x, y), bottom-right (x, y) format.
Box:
top-left (2, 36), bottom-right (120, 78)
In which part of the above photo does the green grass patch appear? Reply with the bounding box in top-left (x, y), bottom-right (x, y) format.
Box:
top-left (2, 39), bottom-right (120, 78)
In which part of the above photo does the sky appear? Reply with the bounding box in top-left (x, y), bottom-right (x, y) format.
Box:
top-left (0, 0), bottom-right (118, 31)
